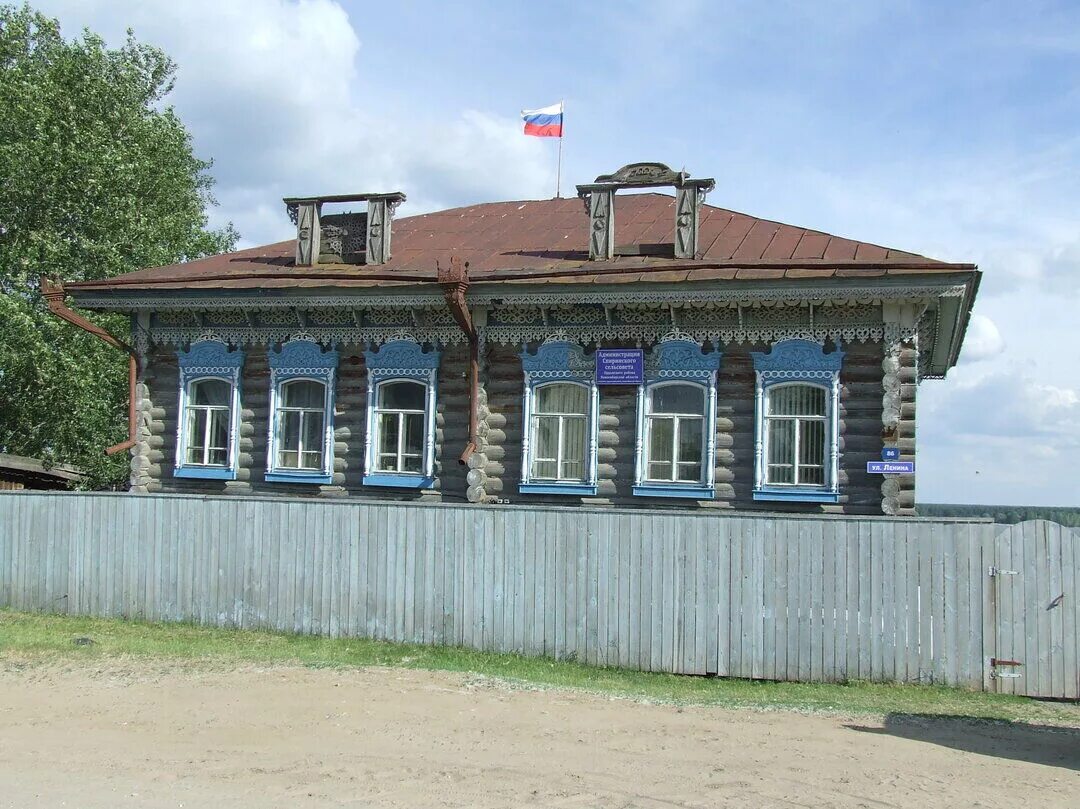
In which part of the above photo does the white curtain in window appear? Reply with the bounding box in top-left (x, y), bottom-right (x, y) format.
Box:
top-left (277, 379), bottom-right (326, 470)
top-left (184, 379), bottom-right (231, 466)
top-left (531, 383), bottom-right (588, 481)
top-left (765, 384), bottom-right (826, 486)
top-left (645, 383), bottom-right (705, 483)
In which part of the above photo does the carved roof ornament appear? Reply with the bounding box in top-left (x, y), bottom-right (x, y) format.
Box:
top-left (284, 192), bottom-right (406, 267)
top-left (575, 163), bottom-right (717, 262)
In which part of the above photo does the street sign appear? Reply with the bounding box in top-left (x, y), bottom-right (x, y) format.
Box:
top-left (867, 461), bottom-right (914, 474)
top-left (881, 447), bottom-right (901, 461)
top-left (595, 349), bottom-right (644, 385)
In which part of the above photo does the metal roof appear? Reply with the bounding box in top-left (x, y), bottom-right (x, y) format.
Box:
top-left (66, 193), bottom-right (975, 293)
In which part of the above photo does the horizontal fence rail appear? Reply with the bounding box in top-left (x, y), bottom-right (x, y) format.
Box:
top-left (0, 492), bottom-right (1076, 697)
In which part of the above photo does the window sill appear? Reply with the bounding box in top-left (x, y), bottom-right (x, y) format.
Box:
top-left (265, 470), bottom-right (333, 485)
top-left (519, 482), bottom-right (598, 496)
top-left (753, 487), bottom-right (839, 503)
top-left (362, 473), bottom-right (434, 489)
top-left (633, 484), bottom-right (715, 500)
top-left (173, 466), bottom-right (237, 481)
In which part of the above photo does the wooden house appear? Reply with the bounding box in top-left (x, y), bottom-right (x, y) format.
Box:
top-left (53, 163), bottom-right (980, 515)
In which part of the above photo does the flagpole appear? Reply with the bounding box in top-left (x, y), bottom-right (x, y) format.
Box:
top-left (555, 100), bottom-right (564, 198)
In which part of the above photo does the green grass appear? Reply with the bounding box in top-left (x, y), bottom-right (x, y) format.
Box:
top-left (2, 609), bottom-right (1077, 726)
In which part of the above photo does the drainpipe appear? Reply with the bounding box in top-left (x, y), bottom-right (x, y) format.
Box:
top-left (437, 256), bottom-right (478, 465)
top-left (40, 277), bottom-right (138, 457)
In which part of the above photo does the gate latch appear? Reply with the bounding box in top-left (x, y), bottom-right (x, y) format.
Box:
top-left (989, 658), bottom-right (1023, 679)
top-left (988, 566), bottom-right (1019, 577)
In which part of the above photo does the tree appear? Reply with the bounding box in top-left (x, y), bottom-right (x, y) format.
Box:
top-left (0, 5), bottom-right (236, 488)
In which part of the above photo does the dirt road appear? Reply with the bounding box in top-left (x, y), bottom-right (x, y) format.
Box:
top-left (0, 662), bottom-right (1075, 808)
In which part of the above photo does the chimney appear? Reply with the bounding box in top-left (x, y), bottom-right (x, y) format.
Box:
top-left (576, 163), bottom-right (715, 260)
top-left (284, 192), bottom-right (406, 267)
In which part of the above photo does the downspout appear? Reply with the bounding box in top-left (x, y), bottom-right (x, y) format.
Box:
top-left (40, 277), bottom-right (138, 457)
top-left (437, 256), bottom-right (478, 465)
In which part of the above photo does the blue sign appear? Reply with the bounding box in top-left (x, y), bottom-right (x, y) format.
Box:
top-left (595, 349), bottom-right (644, 385)
top-left (881, 447), bottom-right (901, 461)
top-left (867, 461), bottom-right (915, 474)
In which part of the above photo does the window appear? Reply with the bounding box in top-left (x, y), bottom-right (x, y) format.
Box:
top-left (276, 379), bottom-right (327, 471)
top-left (363, 339), bottom-right (440, 488)
top-left (184, 379), bottom-right (232, 466)
top-left (764, 385), bottom-right (827, 486)
top-left (174, 340), bottom-right (244, 481)
top-left (374, 380), bottom-right (426, 474)
top-left (530, 382), bottom-right (589, 482)
top-left (520, 341), bottom-right (598, 496)
top-left (266, 339), bottom-right (339, 485)
top-left (633, 336), bottom-right (721, 499)
top-left (751, 339), bottom-right (843, 503)
top-left (644, 383), bottom-right (706, 483)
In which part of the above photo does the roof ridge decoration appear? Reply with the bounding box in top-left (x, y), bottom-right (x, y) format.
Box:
top-left (576, 162), bottom-right (716, 261)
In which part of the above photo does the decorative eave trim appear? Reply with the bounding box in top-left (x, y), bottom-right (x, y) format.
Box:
top-left (72, 282), bottom-right (970, 312)
top-left (487, 324), bottom-right (885, 346)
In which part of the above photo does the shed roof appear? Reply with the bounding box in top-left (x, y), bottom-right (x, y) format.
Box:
top-left (66, 193), bottom-right (974, 293)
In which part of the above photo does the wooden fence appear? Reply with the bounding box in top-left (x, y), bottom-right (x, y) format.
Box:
top-left (0, 492), bottom-right (1076, 698)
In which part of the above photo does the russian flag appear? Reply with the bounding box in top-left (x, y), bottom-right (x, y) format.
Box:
top-left (521, 102), bottom-right (563, 138)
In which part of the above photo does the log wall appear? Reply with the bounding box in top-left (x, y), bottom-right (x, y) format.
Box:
top-left (136, 340), bottom-right (888, 514)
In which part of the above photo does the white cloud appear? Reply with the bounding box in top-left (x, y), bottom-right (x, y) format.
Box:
top-left (36, 0), bottom-right (553, 246)
top-left (957, 314), bottom-right (1004, 363)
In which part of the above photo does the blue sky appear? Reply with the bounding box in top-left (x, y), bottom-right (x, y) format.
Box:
top-left (38, 0), bottom-right (1080, 506)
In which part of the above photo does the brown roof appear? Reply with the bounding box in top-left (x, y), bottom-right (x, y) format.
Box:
top-left (67, 194), bottom-right (975, 293)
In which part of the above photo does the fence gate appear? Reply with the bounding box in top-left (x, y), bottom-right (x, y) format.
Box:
top-left (985, 520), bottom-right (1079, 699)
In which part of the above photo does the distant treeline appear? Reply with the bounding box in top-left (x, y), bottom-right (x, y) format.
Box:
top-left (919, 504), bottom-right (1080, 527)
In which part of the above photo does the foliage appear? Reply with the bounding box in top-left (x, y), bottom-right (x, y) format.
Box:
top-left (0, 4), bottom-right (236, 487)
top-left (919, 504), bottom-right (1080, 528)
top-left (2, 610), bottom-right (1078, 726)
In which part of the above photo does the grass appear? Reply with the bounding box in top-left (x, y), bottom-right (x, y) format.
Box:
top-left (2, 609), bottom-right (1077, 726)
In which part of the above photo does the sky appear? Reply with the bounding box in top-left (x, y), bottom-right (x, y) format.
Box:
top-left (34, 0), bottom-right (1080, 506)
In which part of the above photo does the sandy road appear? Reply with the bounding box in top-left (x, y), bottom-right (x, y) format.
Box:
top-left (0, 662), bottom-right (1076, 808)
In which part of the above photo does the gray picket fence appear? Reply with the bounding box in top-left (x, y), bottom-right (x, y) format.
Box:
top-left (0, 492), bottom-right (1076, 698)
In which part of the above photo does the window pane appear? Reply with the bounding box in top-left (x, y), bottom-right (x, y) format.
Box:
top-left (207, 447), bottom-right (228, 466)
top-left (379, 381), bottom-right (425, 411)
top-left (560, 416), bottom-right (586, 480)
top-left (676, 462), bottom-right (701, 483)
top-left (649, 418), bottom-right (674, 463)
top-left (534, 415), bottom-right (559, 460)
top-left (404, 412), bottom-right (424, 455)
top-left (648, 461), bottom-right (673, 481)
top-left (191, 379), bottom-right (230, 406)
top-left (533, 459), bottom-right (557, 478)
top-left (402, 453), bottom-right (423, 473)
top-left (768, 419), bottom-right (794, 466)
top-left (277, 410), bottom-right (300, 468)
top-left (378, 412), bottom-right (399, 468)
top-left (770, 385), bottom-right (825, 417)
top-left (300, 450), bottom-right (322, 470)
top-left (209, 410), bottom-right (230, 451)
top-left (650, 384), bottom-right (704, 415)
top-left (303, 411), bottom-right (324, 456)
top-left (535, 383), bottom-right (587, 415)
top-left (677, 417), bottom-right (703, 467)
top-left (282, 379), bottom-right (325, 409)
top-left (799, 419), bottom-right (826, 485)
top-left (186, 408), bottom-right (206, 464)
top-left (767, 464), bottom-right (794, 484)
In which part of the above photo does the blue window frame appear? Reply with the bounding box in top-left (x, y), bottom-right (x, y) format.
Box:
top-left (363, 339), bottom-right (440, 489)
top-left (633, 336), bottom-right (722, 499)
top-left (751, 339), bottom-right (844, 503)
top-left (265, 339), bottom-right (339, 485)
top-left (174, 340), bottom-right (244, 481)
top-left (519, 341), bottom-right (599, 496)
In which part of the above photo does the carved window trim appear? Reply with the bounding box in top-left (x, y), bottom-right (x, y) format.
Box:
top-left (751, 339), bottom-right (843, 504)
top-left (174, 340), bottom-right (244, 481)
top-left (519, 341), bottom-right (599, 497)
top-left (265, 339), bottom-right (339, 485)
top-left (632, 336), bottom-right (721, 500)
top-left (362, 339), bottom-right (440, 489)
